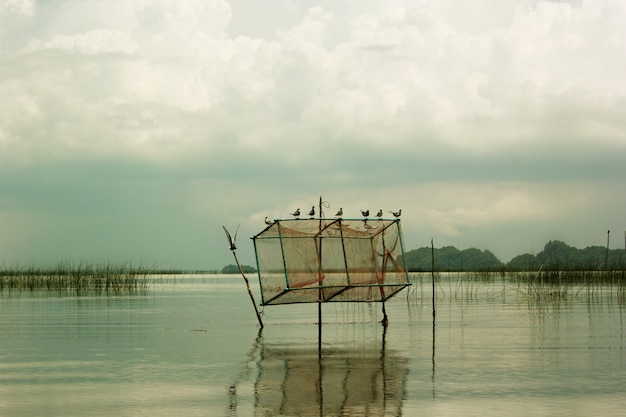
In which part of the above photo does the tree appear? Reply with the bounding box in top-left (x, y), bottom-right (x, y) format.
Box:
top-left (505, 240), bottom-right (625, 271)
top-left (404, 246), bottom-right (503, 272)
top-left (222, 264), bottom-right (256, 274)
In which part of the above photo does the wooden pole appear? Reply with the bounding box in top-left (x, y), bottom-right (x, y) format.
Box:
top-left (232, 250), bottom-right (264, 330)
top-left (318, 196), bottom-right (323, 357)
top-left (431, 237), bottom-right (436, 396)
top-left (380, 301), bottom-right (388, 327)
top-left (605, 230), bottom-right (610, 270)
top-left (223, 225), bottom-right (263, 329)
top-left (431, 238), bottom-right (436, 318)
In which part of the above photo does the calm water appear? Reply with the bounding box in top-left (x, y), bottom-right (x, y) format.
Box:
top-left (1, 274), bottom-right (624, 416)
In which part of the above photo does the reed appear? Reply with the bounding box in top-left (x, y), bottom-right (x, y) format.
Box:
top-left (0, 262), bottom-right (152, 294)
top-left (408, 269), bottom-right (625, 305)
top-left (506, 268), bottom-right (626, 304)
top-left (406, 271), bottom-right (508, 303)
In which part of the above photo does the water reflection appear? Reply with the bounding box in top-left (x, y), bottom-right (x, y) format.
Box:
top-left (2, 275), bottom-right (625, 416)
top-left (228, 328), bottom-right (409, 417)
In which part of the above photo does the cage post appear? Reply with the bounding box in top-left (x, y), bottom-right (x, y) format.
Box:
top-left (377, 225), bottom-right (389, 326)
top-left (317, 196), bottom-right (323, 356)
top-left (380, 302), bottom-right (388, 326)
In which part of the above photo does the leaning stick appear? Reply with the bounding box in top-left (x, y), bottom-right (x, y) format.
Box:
top-left (223, 226), bottom-right (264, 329)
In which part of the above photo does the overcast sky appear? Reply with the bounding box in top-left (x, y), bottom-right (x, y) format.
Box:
top-left (1, 0), bottom-right (624, 270)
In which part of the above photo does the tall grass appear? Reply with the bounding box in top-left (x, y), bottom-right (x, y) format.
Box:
top-left (0, 262), bottom-right (152, 294)
top-left (509, 269), bottom-right (625, 303)
top-left (408, 271), bottom-right (509, 303)
top-left (408, 269), bottom-right (625, 305)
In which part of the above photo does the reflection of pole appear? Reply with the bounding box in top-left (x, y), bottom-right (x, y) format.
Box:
top-left (227, 329), bottom-right (263, 416)
top-left (431, 314), bottom-right (436, 398)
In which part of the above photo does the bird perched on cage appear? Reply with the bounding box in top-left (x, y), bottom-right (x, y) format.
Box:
top-left (361, 209), bottom-right (369, 218)
top-left (308, 206), bottom-right (315, 217)
top-left (335, 207), bottom-right (343, 217)
top-left (291, 208), bottom-right (300, 218)
top-left (222, 225), bottom-right (239, 251)
top-left (376, 209), bottom-right (383, 218)
top-left (390, 209), bottom-right (402, 217)
top-left (264, 217), bottom-right (273, 225)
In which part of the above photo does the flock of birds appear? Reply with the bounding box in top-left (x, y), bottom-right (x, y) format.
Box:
top-left (264, 207), bottom-right (401, 225)
top-left (227, 206), bottom-right (403, 252)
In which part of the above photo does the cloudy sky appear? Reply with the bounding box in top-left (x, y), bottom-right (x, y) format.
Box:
top-left (1, 0), bottom-right (624, 270)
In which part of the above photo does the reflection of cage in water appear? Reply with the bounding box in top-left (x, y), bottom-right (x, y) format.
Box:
top-left (254, 345), bottom-right (408, 416)
top-left (252, 218), bottom-right (410, 306)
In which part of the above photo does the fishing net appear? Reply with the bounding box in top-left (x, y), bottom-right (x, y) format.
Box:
top-left (252, 218), bottom-right (410, 305)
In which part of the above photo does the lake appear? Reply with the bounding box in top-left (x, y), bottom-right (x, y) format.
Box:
top-left (1, 273), bottom-right (624, 416)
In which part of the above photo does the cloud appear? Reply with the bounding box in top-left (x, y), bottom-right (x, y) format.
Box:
top-left (39, 30), bottom-right (137, 55)
top-left (0, 0), bottom-right (625, 268)
top-left (0, 0), bottom-right (34, 16)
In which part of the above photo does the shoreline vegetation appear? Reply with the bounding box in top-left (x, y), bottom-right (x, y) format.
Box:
top-left (1, 240), bottom-right (624, 295)
top-left (407, 269), bottom-right (625, 307)
top-left (0, 262), bottom-right (623, 304)
top-left (0, 262), bottom-right (155, 293)
top-left (405, 240), bottom-right (626, 272)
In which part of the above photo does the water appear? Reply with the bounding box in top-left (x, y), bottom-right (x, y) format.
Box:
top-left (0, 274), bottom-right (624, 416)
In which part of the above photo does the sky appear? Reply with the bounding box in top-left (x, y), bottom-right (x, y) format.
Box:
top-left (1, 0), bottom-right (625, 270)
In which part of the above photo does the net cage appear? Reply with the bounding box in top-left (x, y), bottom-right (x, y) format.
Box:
top-left (252, 218), bottom-right (410, 306)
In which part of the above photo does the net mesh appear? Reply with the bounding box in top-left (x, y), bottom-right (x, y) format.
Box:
top-left (252, 218), bottom-right (410, 305)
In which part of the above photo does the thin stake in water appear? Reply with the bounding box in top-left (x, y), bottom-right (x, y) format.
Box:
top-left (223, 225), bottom-right (264, 329)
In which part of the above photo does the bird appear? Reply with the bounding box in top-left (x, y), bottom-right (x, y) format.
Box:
top-left (291, 208), bottom-right (301, 218)
top-left (222, 225), bottom-right (239, 251)
top-left (361, 209), bottom-right (369, 218)
top-left (335, 207), bottom-right (343, 217)
top-left (308, 206), bottom-right (315, 217)
top-left (264, 216), bottom-right (273, 225)
top-left (376, 209), bottom-right (383, 218)
top-left (390, 209), bottom-right (402, 217)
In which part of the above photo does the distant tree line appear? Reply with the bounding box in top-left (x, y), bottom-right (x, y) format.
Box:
top-left (223, 240), bottom-right (625, 273)
top-left (222, 264), bottom-right (257, 274)
top-left (404, 240), bottom-right (626, 272)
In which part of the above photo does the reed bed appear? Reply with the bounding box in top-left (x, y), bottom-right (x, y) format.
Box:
top-left (0, 262), bottom-right (152, 294)
top-left (407, 271), bottom-right (509, 303)
top-left (408, 270), bottom-right (625, 305)
top-left (508, 269), bottom-right (625, 303)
